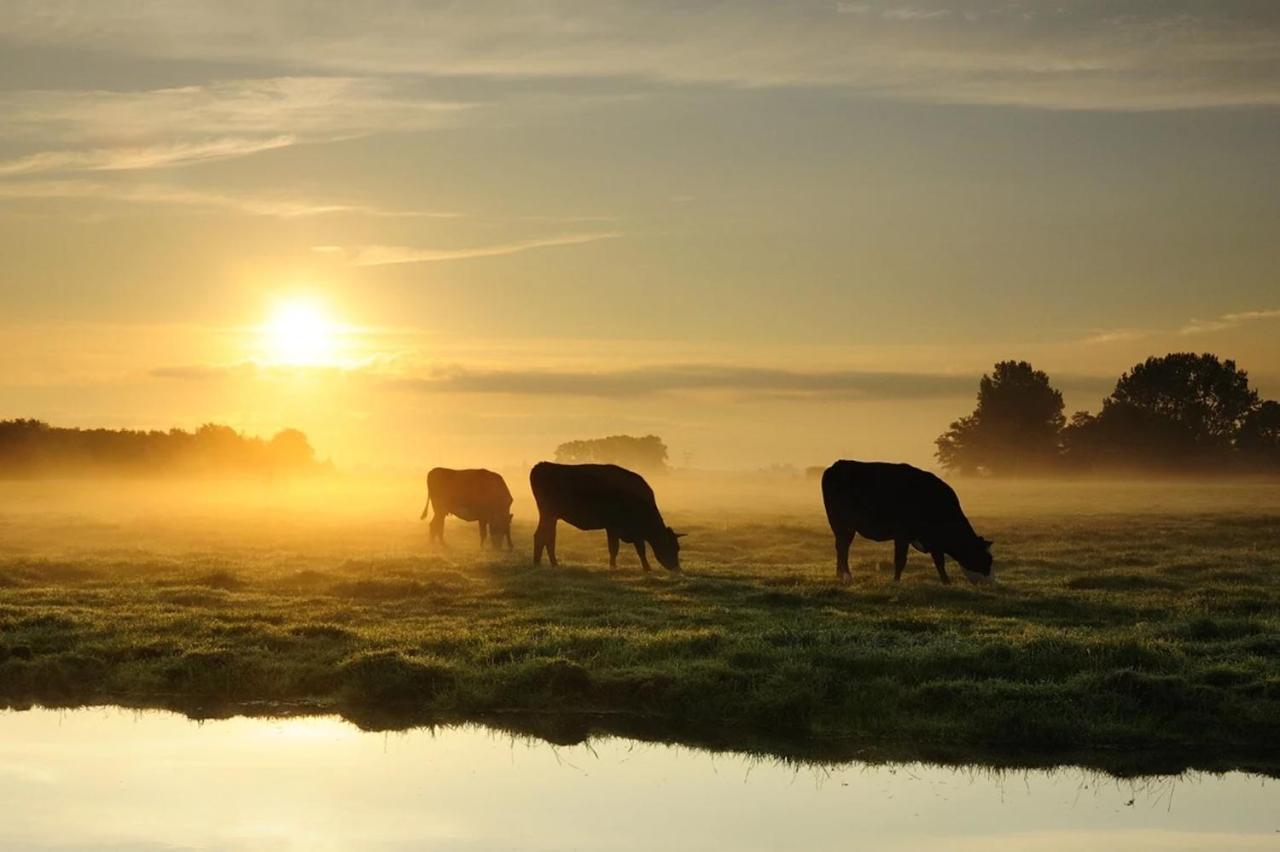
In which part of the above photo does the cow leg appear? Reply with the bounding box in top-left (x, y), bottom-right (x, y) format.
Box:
top-left (505, 528), bottom-right (513, 552)
top-left (607, 530), bottom-right (620, 569)
top-left (634, 541), bottom-right (652, 571)
top-left (544, 520), bottom-right (559, 567)
top-left (932, 551), bottom-right (951, 585)
top-left (833, 529), bottom-right (854, 583)
top-left (893, 538), bottom-right (909, 583)
top-left (429, 512), bottom-right (446, 545)
top-left (478, 521), bottom-right (488, 548)
top-left (533, 516), bottom-right (555, 566)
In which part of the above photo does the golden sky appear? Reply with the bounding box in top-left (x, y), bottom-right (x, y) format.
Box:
top-left (2, 2), bottom-right (1279, 469)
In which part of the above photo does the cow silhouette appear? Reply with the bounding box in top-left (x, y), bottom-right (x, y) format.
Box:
top-left (530, 461), bottom-right (683, 571)
top-left (821, 460), bottom-right (994, 584)
top-left (420, 467), bottom-right (513, 550)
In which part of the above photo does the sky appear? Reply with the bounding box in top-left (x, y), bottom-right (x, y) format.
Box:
top-left (2, 1), bottom-right (1279, 470)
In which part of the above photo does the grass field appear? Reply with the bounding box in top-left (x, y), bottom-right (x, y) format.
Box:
top-left (1, 476), bottom-right (1278, 774)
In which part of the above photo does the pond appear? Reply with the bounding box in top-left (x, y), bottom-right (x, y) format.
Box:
top-left (0, 707), bottom-right (1275, 851)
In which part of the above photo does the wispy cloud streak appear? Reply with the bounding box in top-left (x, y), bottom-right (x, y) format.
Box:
top-left (0, 137), bottom-right (296, 176)
top-left (1181, 308), bottom-right (1280, 335)
top-left (0, 77), bottom-right (472, 178)
top-left (6, 4), bottom-right (1280, 111)
top-left (1079, 307), bottom-right (1280, 344)
top-left (392, 364), bottom-right (974, 398)
top-left (151, 359), bottom-right (1116, 400)
top-left (0, 179), bottom-right (459, 219)
top-left (315, 233), bottom-right (621, 266)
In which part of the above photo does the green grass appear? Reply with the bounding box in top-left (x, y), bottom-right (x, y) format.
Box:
top-left (1, 481), bottom-right (1278, 774)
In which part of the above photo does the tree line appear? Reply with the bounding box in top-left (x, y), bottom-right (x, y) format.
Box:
top-left (0, 420), bottom-right (327, 478)
top-left (936, 353), bottom-right (1280, 476)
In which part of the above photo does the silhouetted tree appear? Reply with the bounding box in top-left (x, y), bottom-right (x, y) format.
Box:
top-left (1064, 353), bottom-right (1260, 471)
top-left (554, 434), bottom-right (669, 474)
top-left (1111, 353), bottom-right (1257, 447)
top-left (1237, 400), bottom-right (1280, 467)
top-left (268, 428), bottom-right (317, 469)
top-left (935, 361), bottom-right (1065, 475)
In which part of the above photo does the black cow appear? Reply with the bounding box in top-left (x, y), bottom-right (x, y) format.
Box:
top-left (420, 467), bottom-right (513, 550)
top-left (821, 460), bottom-right (994, 585)
top-left (529, 461), bottom-right (684, 571)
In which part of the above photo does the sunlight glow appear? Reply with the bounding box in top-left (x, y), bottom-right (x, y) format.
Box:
top-left (264, 298), bottom-right (340, 366)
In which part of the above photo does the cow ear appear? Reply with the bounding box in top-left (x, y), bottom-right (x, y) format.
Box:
top-left (674, 531), bottom-right (687, 539)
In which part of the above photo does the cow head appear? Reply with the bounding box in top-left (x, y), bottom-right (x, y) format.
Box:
top-left (650, 526), bottom-right (685, 571)
top-left (956, 536), bottom-right (995, 584)
top-left (490, 512), bottom-right (514, 549)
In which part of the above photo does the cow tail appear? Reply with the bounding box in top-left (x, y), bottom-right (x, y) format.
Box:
top-left (420, 481), bottom-right (432, 520)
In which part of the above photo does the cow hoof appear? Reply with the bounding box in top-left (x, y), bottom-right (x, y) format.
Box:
top-left (837, 573), bottom-right (852, 585)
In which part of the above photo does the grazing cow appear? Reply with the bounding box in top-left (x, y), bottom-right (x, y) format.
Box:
top-left (420, 467), bottom-right (514, 550)
top-left (821, 460), bottom-right (994, 585)
top-left (529, 461), bottom-right (684, 571)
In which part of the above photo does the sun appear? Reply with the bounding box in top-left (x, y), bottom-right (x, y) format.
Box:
top-left (263, 298), bottom-right (340, 366)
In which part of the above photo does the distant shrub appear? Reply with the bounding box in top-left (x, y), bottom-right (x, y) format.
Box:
top-left (554, 434), bottom-right (669, 473)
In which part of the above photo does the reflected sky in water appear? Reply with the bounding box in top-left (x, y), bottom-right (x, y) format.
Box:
top-left (0, 708), bottom-right (1275, 851)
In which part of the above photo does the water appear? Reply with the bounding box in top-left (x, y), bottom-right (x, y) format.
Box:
top-left (0, 708), bottom-right (1275, 851)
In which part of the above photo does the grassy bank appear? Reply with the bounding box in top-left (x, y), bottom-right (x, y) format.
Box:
top-left (1, 479), bottom-right (1278, 772)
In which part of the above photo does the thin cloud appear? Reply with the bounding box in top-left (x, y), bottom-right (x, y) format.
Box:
top-left (0, 77), bottom-right (472, 175)
top-left (151, 359), bottom-right (1118, 401)
top-left (1181, 308), bottom-right (1280, 335)
top-left (151, 360), bottom-right (979, 399)
top-left (5, 4), bottom-right (1280, 111)
top-left (320, 232), bottom-right (621, 266)
top-left (0, 136), bottom-right (296, 176)
top-left (0, 179), bottom-right (460, 219)
top-left (387, 364), bottom-right (979, 400)
top-left (1082, 307), bottom-right (1280, 343)
top-left (1080, 328), bottom-right (1149, 345)
top-left (148, 365), bottom-right (241, 382)
top-left (149, 362), bottom-right (356, 382)
top-left (1, 77), bottom-right (472, 140)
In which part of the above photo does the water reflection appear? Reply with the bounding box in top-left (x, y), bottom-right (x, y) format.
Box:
top-left (0, 707), bottom-right (1274, 851)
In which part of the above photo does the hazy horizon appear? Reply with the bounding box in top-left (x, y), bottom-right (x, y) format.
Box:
top-left (4, 2), bottom-right (1280, 470)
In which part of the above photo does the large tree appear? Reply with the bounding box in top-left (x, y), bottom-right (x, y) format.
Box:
top-left (1108, 353), bottom-right (1257, 448)
top-left (1063, 353), bottom-right (1262, 471)
top-left (935, 361), bottom-right (1065, 475)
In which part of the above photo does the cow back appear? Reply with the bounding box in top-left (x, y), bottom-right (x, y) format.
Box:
top-left (823, 460), bottom-right (969, 541)
top-left (428, 467), bottom-right (513, 521)
top-left (530, 462), bottom-right (661, 533)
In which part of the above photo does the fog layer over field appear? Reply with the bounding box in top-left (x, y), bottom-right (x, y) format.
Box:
top-left (3, 474), bottom-right (1279, 547)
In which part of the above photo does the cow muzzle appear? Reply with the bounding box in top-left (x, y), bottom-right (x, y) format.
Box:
top-left (964, 568), bottom-right (996, 585)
